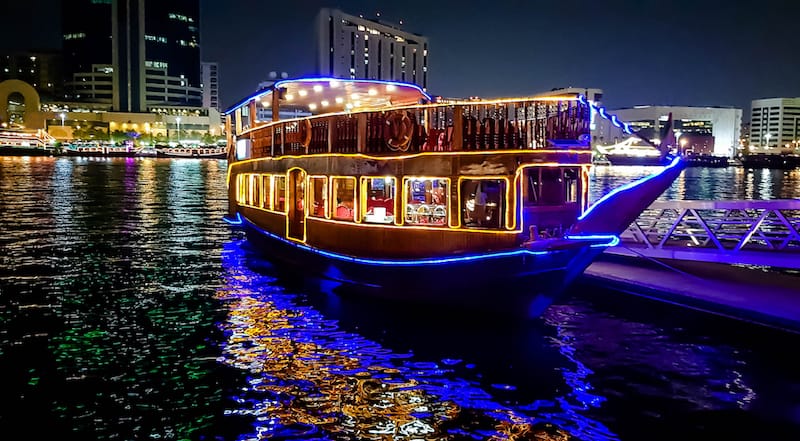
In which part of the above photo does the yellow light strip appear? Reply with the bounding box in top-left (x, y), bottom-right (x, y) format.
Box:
top-left (307, 216), bottom-right (522, 234)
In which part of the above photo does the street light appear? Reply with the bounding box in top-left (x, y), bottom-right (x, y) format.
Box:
top-left (59, 113), bottom-right (65, 126)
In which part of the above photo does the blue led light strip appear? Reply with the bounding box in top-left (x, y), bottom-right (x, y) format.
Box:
top-left (222, 212), bottom-right (243, 225)
top-left (577, 156), bottom-right (683, 222)
top-left (228, 216), bottom-right (618, 267)
top-left (577, 94), bottom-right (634, 135)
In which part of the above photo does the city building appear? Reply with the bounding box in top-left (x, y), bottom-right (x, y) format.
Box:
top-left (749, 97), bottom-right (800, 153)
top-left (594, 106), bottom-right (742, 157)
top-left (315, 9), bottom-right (428, 90)
top-left (201, 62), bottom-right (220, 112)
top-left (62, 0), bottom-right (202, 112)
top-left (0, 51), bottom-right (62, 101)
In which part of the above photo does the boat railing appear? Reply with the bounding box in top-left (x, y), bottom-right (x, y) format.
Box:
top-left (247, 98), bottom-right (590, 159)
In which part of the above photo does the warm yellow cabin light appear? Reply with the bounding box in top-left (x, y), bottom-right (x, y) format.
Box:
top-left (298, 90), bottom-right (308, 97)
top-left (385, 84), bottom-right (397, 92)
top-left (285, 94), bottom-right (294, 101)
top-left (335, 96), bottom-right (344, 104)
top-left (368, 88), bottom-right (377, 96)
top-left (321, 100), bottom-right (329, 107)
top-left (350, 93), bottom-right (359, 100)
top-left (309, 103), bottom-right (317, 110)
top-left (313, 85), bottom-right (323, 93)
top-left (329, 80), bottom-right (340, 88)
top-left (345, 103), bottom-right (353, 109)
top-left (354, 101), bottom-right (361, 107)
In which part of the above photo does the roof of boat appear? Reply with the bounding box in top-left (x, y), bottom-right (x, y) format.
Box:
top-left (225, 77), bottom-right (432, 116)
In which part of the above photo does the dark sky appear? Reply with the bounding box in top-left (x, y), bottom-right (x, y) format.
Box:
top-left (2, 0), bottom-right (799, 114)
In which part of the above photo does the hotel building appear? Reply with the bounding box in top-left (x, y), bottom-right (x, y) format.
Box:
top-left (749, 98), bottom-right (800, 152)
top-left (594, 105), bottom-right (742, 157)
top-left (62, 0), bottom-right (202, 112)
top-left (315, 9), bottom-right (428, 90)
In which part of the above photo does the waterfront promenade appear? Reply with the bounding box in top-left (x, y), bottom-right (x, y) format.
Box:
top-left (584, 245), bottom-right (800, 333)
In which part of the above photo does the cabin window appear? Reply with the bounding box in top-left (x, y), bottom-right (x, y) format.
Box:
top-left (236, 174), bottom-right (246, 204)
top-left (308, 176), bottom-right (328, 218)
top-left (524, 167), bottom-right (578, 206)
top-left (261, 175), bottom-right (272, 210)
top-left (332, 177), bottom-right (356, 221)
top-left (461, 179), bottom-right (506, 229)
top-left (248, 174), bottom-right (260, 206)
top-left (564, 168), bottom-right (578, 203)
top-left (362, 177), bottom-right (395, 224)
top-left (404, 178), bottom-right (449, 226)
top-left (274, 175), bottom-right (286, 212)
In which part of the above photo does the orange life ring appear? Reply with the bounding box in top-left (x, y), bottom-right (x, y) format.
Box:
top-left (384, 111), bottom-right (414, 150)
top-left (299, 119), bottom-right (312, 147)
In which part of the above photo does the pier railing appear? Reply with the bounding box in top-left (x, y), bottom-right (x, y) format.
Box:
top-left (612, 200), bottom-right (800, 268)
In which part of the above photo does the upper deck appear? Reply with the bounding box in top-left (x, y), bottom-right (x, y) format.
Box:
top-left (225, 78), bottom-right (592, 160)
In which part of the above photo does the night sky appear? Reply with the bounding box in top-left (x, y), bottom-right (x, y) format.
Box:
top-left (1, 0), bottom-right (799, 114)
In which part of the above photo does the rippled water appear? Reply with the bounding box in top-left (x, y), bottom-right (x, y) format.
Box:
top-left (1, 157), bottom-right (799, 440)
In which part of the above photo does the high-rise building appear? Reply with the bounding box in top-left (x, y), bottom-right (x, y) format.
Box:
top-left (62, 0), bottom-right (201, 112)
top-left (316, 9), bottom-right (428, 90)
top-left (749, 98), bottom-right (800, 152)
top-left (201, 62), bottom-right (220, 112)
top-left (0, 51), bottom-right (62, 100)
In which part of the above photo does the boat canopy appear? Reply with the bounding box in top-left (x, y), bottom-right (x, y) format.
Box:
top-left (227, 78), bottom-right (431, 117)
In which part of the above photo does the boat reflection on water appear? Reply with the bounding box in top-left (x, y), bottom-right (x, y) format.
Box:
top-left (216, 239), bottom-right (616, 440)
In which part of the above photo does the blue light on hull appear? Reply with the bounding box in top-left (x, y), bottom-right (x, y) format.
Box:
top-left (232, 216), bottom-right (617, 267)
top-left (577, 156), bottom-right (683, 222)
top-left (223, 212), bottom-right (244, 225)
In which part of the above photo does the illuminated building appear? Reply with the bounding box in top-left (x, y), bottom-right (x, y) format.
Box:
top-left (315, 9), bottom-right (428, 90)
top-left (749, 97), bottom-right (800, 153)
top-left (62, 0), bottom-right (202, 112)
top-left (201, 62), bottom-right (220, 112)
top-left (0, 51), bottom-right (62, 101)
top-left (594, 106), bottom-right (742, 157)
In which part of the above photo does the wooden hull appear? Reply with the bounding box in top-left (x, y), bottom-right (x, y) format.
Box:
top-left (0, 145), bottom-right (52, 156)
top-left (240, 214), bottom-right (603, 317)
top-left (156, 149), bottom-right (227, 159)
top-left (605, 153), bottom-right (668, 166)
top-left (64, 149), bottom-right (136, 157)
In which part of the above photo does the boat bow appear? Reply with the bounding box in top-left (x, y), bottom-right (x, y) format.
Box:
top-left (568, 156), bottom-right (685, 236)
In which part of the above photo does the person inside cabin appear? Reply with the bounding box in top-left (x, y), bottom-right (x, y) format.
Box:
top-left (335, 198), bottom-right (354, 221)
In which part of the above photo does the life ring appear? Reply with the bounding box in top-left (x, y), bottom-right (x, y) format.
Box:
top-left (384, 111), bottom-right (414, 150)
top-left (299, 119), bottom-right (312, 147)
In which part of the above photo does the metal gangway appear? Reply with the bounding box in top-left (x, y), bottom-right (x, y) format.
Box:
top-left (608, 200), bottom-right (800, 269)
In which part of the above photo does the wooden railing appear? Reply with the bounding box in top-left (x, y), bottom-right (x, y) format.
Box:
top-left (246, 99), bottom-right (590, 158)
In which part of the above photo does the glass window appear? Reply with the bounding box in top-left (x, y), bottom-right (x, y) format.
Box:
top-left (261, 175), bottom-right (272, 209)
top-left (236, 174), bottom-right (246, 204)
top-left (564, 168), bottom-right (578, 203)
top-left (332, 177), bottom-right (356, 221)
top-left (524, 167), bottom-right (568, 206)
top-left (404, 178), bottom-right (448, 226)
top-left (248, 174), bottom-right (260, 206)
top-left (309, 176), bottom-right (328, 218)
top-left (274, 175), bottom-right (286, 212)
top-left (461, 179), bottom-right (506, 229)
top-left (362, 177), bottom-right (395, 224)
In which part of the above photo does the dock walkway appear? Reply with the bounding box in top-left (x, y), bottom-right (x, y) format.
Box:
top-left (582, 253), bottom-right (800, 333)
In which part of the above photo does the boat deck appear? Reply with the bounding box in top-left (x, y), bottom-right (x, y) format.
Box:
top-left (582, 254), bottom-right (800, 333)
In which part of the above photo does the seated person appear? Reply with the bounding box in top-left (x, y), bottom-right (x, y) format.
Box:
top-left (334, 199), bottom-right (354, 221)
